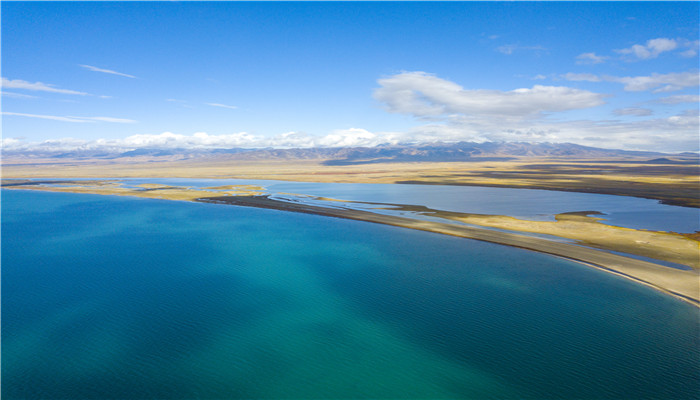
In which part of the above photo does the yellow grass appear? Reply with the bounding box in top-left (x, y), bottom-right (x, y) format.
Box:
top-left (5, 155), bottom-right (692, 205)
top-left (437, 212), bottom-right (699, 269)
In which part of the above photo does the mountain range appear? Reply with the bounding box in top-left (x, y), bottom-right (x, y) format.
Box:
top-left (3, 142), bottom-right (698, 165)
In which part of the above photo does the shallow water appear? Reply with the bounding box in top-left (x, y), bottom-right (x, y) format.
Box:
top-left (117, 178), bottom-right (700, 233)
top-left (2, 189), bottom-right (699, 399)
top-left (19, 177), bottom-right (700, 232)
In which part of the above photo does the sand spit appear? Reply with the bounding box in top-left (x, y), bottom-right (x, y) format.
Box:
top-left (198, 195), bottom-right (700, 306)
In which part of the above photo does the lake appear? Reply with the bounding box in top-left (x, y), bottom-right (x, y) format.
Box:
top-left (116, 178), bottom-right (700, 233)
top-left (2, 188), bottom-right (698, 399)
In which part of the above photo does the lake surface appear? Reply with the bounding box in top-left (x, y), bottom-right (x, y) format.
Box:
top-left (117, 178), bottom-right (700, 233)
top-left (2, 189), bottom-right (699, 399)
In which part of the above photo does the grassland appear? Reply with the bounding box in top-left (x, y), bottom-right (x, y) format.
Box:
top-left (0, 180), bottom-right (265, 201)
top-left (3, 156), bottom-right (698, 206)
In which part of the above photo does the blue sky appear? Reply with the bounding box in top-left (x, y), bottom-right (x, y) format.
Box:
top-left (2, 1), bottom-right (698, 152)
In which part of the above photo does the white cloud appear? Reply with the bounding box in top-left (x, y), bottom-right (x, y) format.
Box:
top-left (1, 77), bottom-right (88, 95)
top-left (496, 44), bottom-right (546, 55)
top-left (2, 91), bottom-right (37, 99)
top-left (206, 102), bottom-right (238, 110)
top-left (563, 73), bottom-right (603, 82)
top-left (79, 64), bottom-right (136, 78)
top-left (318, 128), bottom-right (400, 147)
top-left (562, 70), bottom-right (699, 92)
top-left (2, 112), bottom-right (91, 123)
top-left (374, 71), bottom-right (605, 118)
top-left (679, 39), bottom-right (699, 58)
top-left (369, 72), bottom-right (696, 151)
top-left (399, 109), bottom-right (699, 152)
top-left (2, 107), bottom-right (697, 154)
top-left (613, 107), bottom-right (653, 117)
top-left (679, 49), bottom-right (698, 58)
top-left (0, 129), bottom-right (407, 153)
top-left (616, 38), bottom-right (678, 60)
top-left (2, 112), bottom-right (136, 124)
top-left (614, 71), bottom-right (699, 92)
top-left (576, 52), bottom-right (607, 65)
top-left (656, 95), bottom-right (700, 104)
top-left (1, 137), bottom-right (24, 148)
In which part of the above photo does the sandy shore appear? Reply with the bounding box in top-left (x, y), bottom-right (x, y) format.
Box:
top-left (198, 195), bottom-right (700, 306)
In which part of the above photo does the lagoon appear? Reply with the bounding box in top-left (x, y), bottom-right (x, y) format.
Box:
top-left (113, 178), bottom-right (700, 232)
top-left (2, 189), bottom-right (699, 399)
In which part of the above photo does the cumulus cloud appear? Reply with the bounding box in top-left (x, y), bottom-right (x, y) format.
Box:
top-left (206, 102), bottom-right (238, 110)
top-left (3, 107), bottom-right (697, 154)
top-left (317, 128), bottom-right (401, 147)
top-left (79, 64), bottom-right (136, 78)
top-left (576, 52), bottom-right (607, 65)
top-left (2, 112), bottom-right (136, 123)
top-left (616, 38), bottom-right (678, 60)
top-left (367, 72), bottom-right (697, 151)
top-left (400, 109), bottom-right (699, 152)
top-left (614, 71), bottom-right (699, 92)
top-left (613, 107), bottom-right (653, 117)
top-left (562, 70), bottom-right (699, 92)
top-left (121, 130), bottom-right (395, 149)
top-left (677, 40), bottom-right (699, 58)
top-left (0, 129), bottom-right (408, 153)
top-left (374, 71), bottom-right (605, 118)
top-left (1, 77), bottom-right (88, 95)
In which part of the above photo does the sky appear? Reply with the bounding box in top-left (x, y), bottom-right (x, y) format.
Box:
top-left (1, 1), bottom-right (699, 153)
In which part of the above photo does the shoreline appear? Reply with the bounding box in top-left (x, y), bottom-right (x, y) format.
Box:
top-left (197, 195), bottom-right (700, 307)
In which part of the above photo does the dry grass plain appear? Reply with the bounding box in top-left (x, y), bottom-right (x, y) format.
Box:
top-left (3, 155), bottom-right (698, 206)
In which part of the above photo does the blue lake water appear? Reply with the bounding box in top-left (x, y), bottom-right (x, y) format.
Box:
top-left (110, 178), bottom-right (699, 233)
top-left (2, 189), bottom-right (699, 399)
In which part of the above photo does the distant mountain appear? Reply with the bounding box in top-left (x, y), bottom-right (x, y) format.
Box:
top-left (3, 142), bottom-right (697, 164)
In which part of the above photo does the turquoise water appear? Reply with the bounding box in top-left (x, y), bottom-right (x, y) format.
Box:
top-left (2, 189), bottom-right (699, 399)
